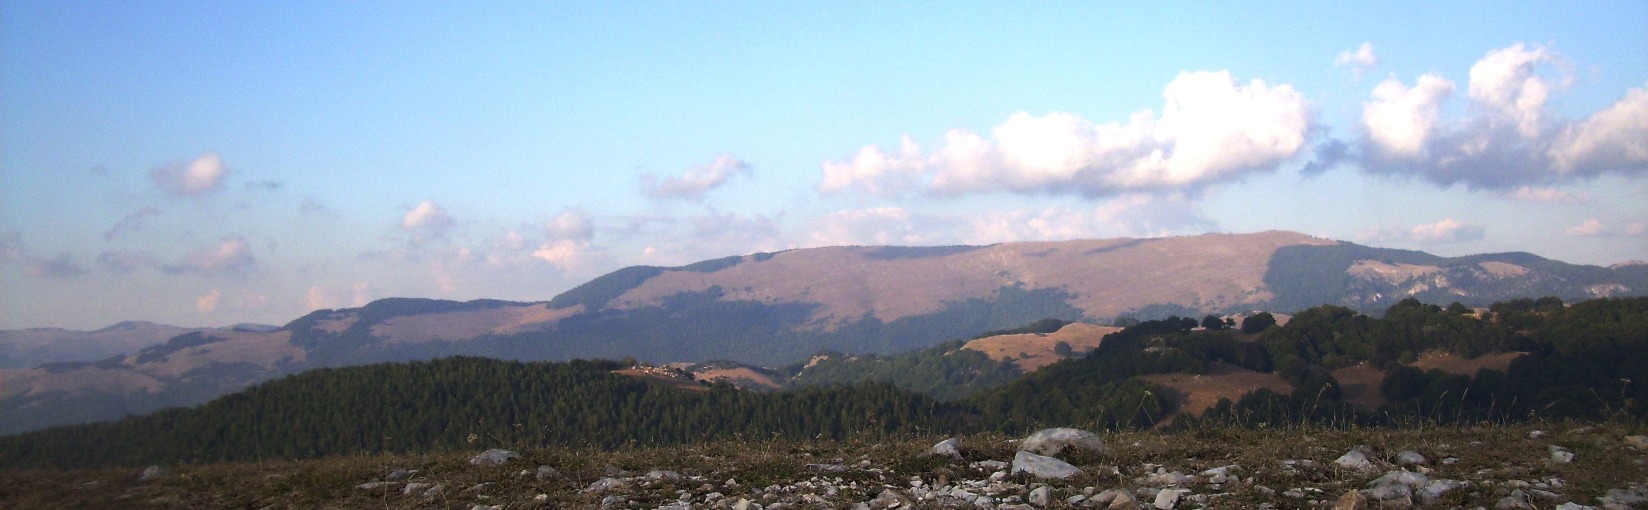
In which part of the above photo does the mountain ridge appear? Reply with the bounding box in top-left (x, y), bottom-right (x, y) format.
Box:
top-left (2, 230), bottom-right (1642, 435)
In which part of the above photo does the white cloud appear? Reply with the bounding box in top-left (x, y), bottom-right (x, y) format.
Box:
top-left (1362, 74), bottom-right (1455, 158)
top-left (1548, 85), bottom-right (1648, 175)
top-left (547, 208), bottom-right (594, 240)
top-left (401, 200), bottom-right (454, 230)
top-left (1359, 218), bottom-right (1486, 245)
top-left (1348, 44), bottom-right (1646, 189)
top-left (1468, 44), bottom-right (1564, 139)
top-left (1506, 186), bottom-right (1591, 203)
top-left (1565, 218), bottom-right (1606, 236)
top-left (818, 136), bottom-right (927, 197)
top-left (151, 152), bottom-right (228, 196)
top-left (643, 154), bottom-right (751, 200)
top-left (819, 70), bottom-right (1312, 198)
top-left (164, 236), bottom-right (256, 276)
top-left (1335, 42), bottom-right (1380, 78)
top-left (531, 239), bottom-right (598, 271)
top-left (1411, 218), bottom-right (1486, 243)
top-left (196, 290), bottom-right (222, 313)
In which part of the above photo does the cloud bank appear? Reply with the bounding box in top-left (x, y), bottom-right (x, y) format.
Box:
top-left (820, 70), bottom-right (1312, 198)
top-left (1354, 44), bottom-right (1647, 189)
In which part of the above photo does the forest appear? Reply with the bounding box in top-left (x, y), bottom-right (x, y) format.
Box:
top-left (0, 296), bottom-right (1642, 470)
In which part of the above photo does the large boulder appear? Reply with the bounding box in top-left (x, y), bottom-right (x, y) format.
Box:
top-left (1011, 450), bottom-right (1083, 479)
top-left (1019, 427), bottom-right (1107, 457)
top-left (928, 437), bottom-right (965, 460)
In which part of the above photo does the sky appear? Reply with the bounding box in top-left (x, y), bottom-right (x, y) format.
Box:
top-left (2, 1), bottom-right (1646, 330)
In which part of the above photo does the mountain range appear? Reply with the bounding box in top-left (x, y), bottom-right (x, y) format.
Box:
top-left (3, 230), bottom-right (1644, 435)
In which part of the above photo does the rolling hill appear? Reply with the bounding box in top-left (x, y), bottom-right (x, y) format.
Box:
top-left (2, 230), bottom-right (1643, 435)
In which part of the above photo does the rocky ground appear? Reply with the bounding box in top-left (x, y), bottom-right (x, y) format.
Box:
top-left (3, 421), bottom-right (1645, 509)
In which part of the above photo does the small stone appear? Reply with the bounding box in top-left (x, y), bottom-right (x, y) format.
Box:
top-left (138, 465), bottom-right (169, 481)
top-left (583, 477), bottom-right (625, 493)
top-left (535, 465), bottom-right (559, 481)
top-left (1020, 427), bottom-right (1108, 456)
top-left (1395, 451), bottom-right (1426, 466)
top-left (1028, 486), bottom-right (1052, 506)
top-left (1625, 435), bottom-right (1648, 450)
top-left (356, 481), bottom-right (397, 490)
top-left (386, 468), bottom-right (413, 480)
top-left (1528, 430), bottom-right (1548, 439)
top-left (1012, 451), bottom-right (1083, 479)
top-left (646, 469), bottom-right (682, 479)
top-left (1549, 445), bottom-right (1575, 463)
top-left (467, 449), bottom-right (520, 467)
top-left (403, 482), bottom-right (432, 496)
top-left (930, 437), bottom-right (966, 460)
top-left (1336, 448), bottom-right (1377, 473)
top-left (1153, 488), bottom-right (1188, 509)
top-left (1333, 490), bottom-right (1368, 510)
top-left (1108, 491), bottom-right (1142, 510)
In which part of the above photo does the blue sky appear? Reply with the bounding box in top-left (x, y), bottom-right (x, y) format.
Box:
top-left (3, 1), bottom-right (1645, 329)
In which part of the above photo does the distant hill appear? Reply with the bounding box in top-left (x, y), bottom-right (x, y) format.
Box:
top-left (0, 321), bottom-right (201, 369)
top-left (3, 230), bottom-right (1644, 435)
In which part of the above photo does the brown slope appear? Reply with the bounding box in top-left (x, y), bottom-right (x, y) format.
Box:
top-left (610, 231), bottom-right (1336, 327)
top-left (961, 323), bottom-right (1121, 372)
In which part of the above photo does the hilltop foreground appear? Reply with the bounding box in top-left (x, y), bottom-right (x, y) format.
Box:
top-left (5, 422), bottom-right (1645, 509)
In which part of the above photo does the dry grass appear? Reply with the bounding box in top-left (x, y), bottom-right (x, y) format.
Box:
top-left (5, 421), bottom-right (1643, 509)
top-left (962, 323), bottom-right (1121, 372)
top-left (1139, 362), bottom-right (1292, 416)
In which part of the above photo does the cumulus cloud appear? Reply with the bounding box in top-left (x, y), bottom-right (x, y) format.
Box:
top-left (163, 237), bottom-right (256, 276)
top-left (1360, 218), bottom-right (1486, 244)
top-left (547, 208), bottom-right (594, 240)
top-left (1350, 44), bottom-right (1646, 189)
top-left (401, 200), bottom-right (455, 231)
top-left (1335, 42), bottom-right (1380, 78)
top-left (819, 70), bottom-right (1312, 198)
top-left (1565, 218), bottom-right (1606, 236)
top-left (643, 154), bottom-right (751, 200)
top-left (104, 207), bottom-right (161, 241)
top-left (151, 152), bottom-right (228, 196)
top-left (1362, 74), bottom-right (1455, 158)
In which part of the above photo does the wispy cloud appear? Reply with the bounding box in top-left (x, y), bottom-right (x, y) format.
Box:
top-left (819, 70), bottom-right (1312, 199)
top-left (642, 154), bottom-right (751, 201)
top-left (104, 207), bottom-right (161, 241)
top-left (1335, 42), bottom-right (1380, 79)
top-left (1506, 186), bottom-right (1591, 203)
top-left (162, 237), bottom-right (257, 276)
top-left (23, 252), bottom-right (87, 279)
